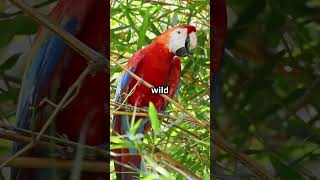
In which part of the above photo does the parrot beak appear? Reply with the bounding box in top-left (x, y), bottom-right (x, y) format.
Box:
top-left (175, 35), bottom-right (193, 57)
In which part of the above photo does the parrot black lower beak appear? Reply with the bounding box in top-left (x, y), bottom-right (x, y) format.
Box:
top-left (176, 35), bottom-right (192, 57)
top-left (175, 34), bottom-right (193, 57)
top-left (175, 47), bottom-right (191, 57)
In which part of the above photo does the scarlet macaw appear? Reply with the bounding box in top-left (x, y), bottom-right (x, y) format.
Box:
top-left (212, 0), bottom-right (227, 105)
top-left (112, 25), bottom-right (197, 179)
top-left (11, 0), bottom-right (108, 180)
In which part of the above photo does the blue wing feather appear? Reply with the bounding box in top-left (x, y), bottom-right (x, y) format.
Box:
top-left (11, 17), bottom-right (80, 180)
top-left (16, 18), bottom-right (79, 130)
top-left (114, 67), bottom-right (135, 102)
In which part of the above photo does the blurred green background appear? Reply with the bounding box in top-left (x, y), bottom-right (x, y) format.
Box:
top-left (215, 0), bottom-right (320, 179)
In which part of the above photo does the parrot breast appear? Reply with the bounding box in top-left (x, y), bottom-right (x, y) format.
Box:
top-left (128, 42), bottom-right (175, 109)
top-left (56, 0), bottom-right (107, 146)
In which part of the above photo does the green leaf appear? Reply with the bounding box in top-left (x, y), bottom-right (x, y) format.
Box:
top-left (13, 15), bottom-right (38, 35)
top-left (130, 119), bottom-right (142, 135)
top-left (126, 29), bottom-right (131, 42)
top-left (0, 31), bottom-right (14, 48)
top-left (0, 15), bottom-right (38, 47)
top-left (0, 88), bottom-right (20, 102)
top-left (270, 155), bottom-right (304, 180)
top-left (137, 10), bottom-right (150, 50)
top-left (148, 102), bottom-right (160, 133)
top-left (110, 136), bottom-right (125, 144)
top-left (0, 53), bottom-right (22, 72)
top-left (110, 142), bottom-right (136, 150)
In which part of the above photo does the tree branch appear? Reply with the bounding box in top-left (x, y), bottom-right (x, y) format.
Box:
top-left (0, 156), bottom-right (108, 172)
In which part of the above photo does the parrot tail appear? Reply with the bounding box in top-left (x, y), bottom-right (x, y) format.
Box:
top-left (112, 114), bottom-right (143, 180)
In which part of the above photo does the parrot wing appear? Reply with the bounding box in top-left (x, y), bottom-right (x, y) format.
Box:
top-left (13, 1), bottom-right (101, 180)
top-left (212, 0), bottom-right (227, 106)
top-left (12, 17), bottom-right (83, 180)
top-left (16, 0), bottom-right (96, 132)
top-left (16, 18), bottom-right (80, 130)
top-left (114, 51), bottom-right (144, 103)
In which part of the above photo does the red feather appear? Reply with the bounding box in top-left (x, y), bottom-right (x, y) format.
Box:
top-left (213, 0), bottom-right (227, 76)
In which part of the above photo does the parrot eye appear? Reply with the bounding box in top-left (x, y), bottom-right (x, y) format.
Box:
top-left (177, 31), bottom-right (181, 34)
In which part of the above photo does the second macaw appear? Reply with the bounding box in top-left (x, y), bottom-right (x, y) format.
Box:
top-left (12, 0), bottom-right (108, 180)
top-left (112, 25), bottom-right (197, 179)
top-left (212, 0), bottom-right (227, 106)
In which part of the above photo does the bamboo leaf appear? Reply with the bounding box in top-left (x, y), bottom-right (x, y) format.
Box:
top-left (0, 53), bottom-right (22, 72)
top-left (148, 102), bottom-right (160, 134)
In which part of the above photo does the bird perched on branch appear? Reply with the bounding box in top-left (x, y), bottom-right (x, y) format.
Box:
top-left (112, 25), bottom-right (197, 180)
top-left (11, 0), bottom-right (108, 179)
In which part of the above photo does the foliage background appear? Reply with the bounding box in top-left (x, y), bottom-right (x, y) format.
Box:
top-left (214, 0), bottom-right (320, 179)
top-left (110, 0), bottom-right (210, 179)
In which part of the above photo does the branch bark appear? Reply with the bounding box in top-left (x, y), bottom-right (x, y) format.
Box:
top-left (0, 156), bottom-right (108, 172)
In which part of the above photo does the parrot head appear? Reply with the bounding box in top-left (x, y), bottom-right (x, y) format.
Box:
top-left (155, 25), bottom-right (197, 57)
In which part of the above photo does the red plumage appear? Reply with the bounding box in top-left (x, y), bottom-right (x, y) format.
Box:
top-left (213, 0), bottom-right (227, 75)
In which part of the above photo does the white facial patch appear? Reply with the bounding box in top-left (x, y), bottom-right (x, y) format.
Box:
top-left (189, 31), bottom-right (197, 49)
top-left (168, 28), bottom-right (188, 54)
top-left (168, 28), bottom-right (197, 54)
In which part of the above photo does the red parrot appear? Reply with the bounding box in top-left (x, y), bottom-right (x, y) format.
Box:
top-left (212, 0), bottom-right (227, 105)
top-left (213, 0), bottom-right (227, 75)
top-left (12, 0), bottom-right (108, 180)
top-left (112, 25), bottom-right (197, 179)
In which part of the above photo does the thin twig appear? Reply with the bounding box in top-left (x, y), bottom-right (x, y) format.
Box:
top-left (111, 102), bottom-right (203, 139)
top-left (0, 65), bottom-right (94, 167)
top-left (111, 101), bottom-right (204, 127)
top-left (0, 127), bottom-right (65, 153)
top-left (0, 0), bottom-right (56, 18)
top-left (36, 65), bottom-right (93, 140)
top-left (0, 142), bottom-right (34, 168)
top-left (0, 122), bottom-right (109, 158)
top-left (0, 156), bottom-right (108, 172)
top-left (213, 132), bottom-right (275, 180)
top-left (8, 0), bottom-right (107, 70)
top-left (152, 146), bottom-right (201, 180)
